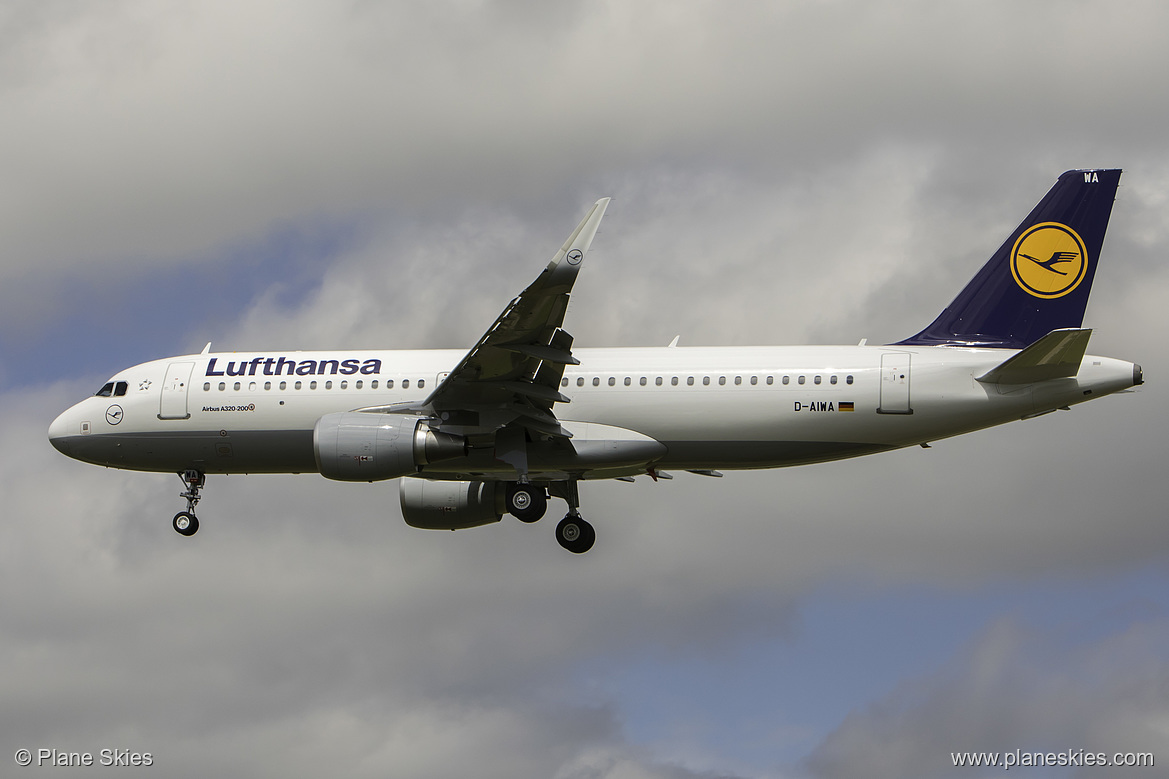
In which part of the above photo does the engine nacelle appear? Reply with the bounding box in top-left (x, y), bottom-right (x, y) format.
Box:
top-left (313, 412), bottom-right (466, 481)
top-left (399, 479), bottom-right (503, 530)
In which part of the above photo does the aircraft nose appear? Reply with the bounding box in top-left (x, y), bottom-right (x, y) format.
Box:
top-left (48, 409), bottom-right (73, 456)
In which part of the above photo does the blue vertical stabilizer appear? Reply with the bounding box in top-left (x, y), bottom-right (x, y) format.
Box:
top-left (898, 169), bottom-right (1120, 348)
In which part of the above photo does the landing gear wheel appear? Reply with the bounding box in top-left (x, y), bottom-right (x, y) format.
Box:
top-left (556, 514), bottom-right (595, 554)
top-left (173, 511), bottom-right (200, 537)
top-left (507, 483), bottom-right (547, 523)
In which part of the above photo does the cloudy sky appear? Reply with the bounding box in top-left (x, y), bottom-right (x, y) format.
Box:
top-left (3, 1), bottom-right (1168, 776)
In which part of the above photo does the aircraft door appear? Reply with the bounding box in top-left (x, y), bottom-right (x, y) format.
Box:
top-left (878, 352), bottom-right (912, 415)
top-left (159, 362), bottom-right (195, 420)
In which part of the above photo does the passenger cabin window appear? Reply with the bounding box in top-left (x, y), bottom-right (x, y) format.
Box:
top-left (846, 375), bottom-right (854, 385)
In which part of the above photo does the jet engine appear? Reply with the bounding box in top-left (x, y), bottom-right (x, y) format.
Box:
top-left (399, 479), bottom-right (503, 530)
top-left (313, 412), bottom-right (466, 481)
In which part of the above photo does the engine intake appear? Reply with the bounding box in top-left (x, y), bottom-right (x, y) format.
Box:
top-left (313, 412), bottom-right (466, 481)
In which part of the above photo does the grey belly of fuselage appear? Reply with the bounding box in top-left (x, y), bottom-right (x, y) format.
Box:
top-left (54, 430), bottom-right (319, 474)
top-left (55, 429), bottom-right (891, 477)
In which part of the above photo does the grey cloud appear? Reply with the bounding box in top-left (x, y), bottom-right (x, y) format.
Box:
top-left (805, 617), bottom-right (1169, 779)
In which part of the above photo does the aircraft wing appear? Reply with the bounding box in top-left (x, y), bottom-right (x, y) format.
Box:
top-left (381, 198), bottom-right (610, 438)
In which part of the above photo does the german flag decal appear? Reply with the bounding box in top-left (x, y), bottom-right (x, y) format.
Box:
top-left (839, 401), bottom-right (855, 412)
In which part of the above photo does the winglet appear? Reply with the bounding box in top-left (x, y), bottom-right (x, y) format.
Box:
top-left (540, 197), bottom-right (610, 286)
top-left (976, 328), bottom-right (1092, 384)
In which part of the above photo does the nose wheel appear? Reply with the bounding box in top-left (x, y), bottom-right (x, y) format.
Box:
top-left (173, 511), bottom-right (200, 536)
top-left (174, 470), bottom-right (205, 537)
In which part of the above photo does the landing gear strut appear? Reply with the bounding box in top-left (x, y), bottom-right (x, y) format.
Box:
top-left (173, 470), bottom-right (204, 537)
top-left (553, 478), bottom-right (594, 554)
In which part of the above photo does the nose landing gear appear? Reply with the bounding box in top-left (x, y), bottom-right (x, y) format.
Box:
top-left (173, 470), bottom-right (204, 537)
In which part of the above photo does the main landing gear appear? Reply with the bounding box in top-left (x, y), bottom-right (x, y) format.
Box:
top-left (505, 477), bottom-right (593, 549)
top-left (554, 478), bottom-right (593, 553)
top-left (555, 514), bottom-right (595, 555)
top-left (503, 478), bottom-right (595, 553)
top-left (173, 470), bottom-right (204, 537)
top-left (505, 481), bottom-right (548, 523)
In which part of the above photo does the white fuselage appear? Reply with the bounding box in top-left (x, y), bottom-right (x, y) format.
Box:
top-left (48, 344), bottom-right (1138, 480)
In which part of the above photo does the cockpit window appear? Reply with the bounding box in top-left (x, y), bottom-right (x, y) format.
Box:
top-left (95, 382), bottom-right (115, 397)
top-left (114, 381), bottom-right (128, 397)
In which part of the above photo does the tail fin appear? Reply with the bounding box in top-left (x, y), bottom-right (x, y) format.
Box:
top-left (898, 169), bottom-right (1121, 349)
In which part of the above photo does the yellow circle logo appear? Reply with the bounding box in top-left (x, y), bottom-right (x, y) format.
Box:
top-left (1010, 222), bottom-right (1087, 299)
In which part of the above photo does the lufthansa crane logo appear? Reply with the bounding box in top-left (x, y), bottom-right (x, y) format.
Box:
top-left (1010, 222), bottom-right (1088, 299)
top-left (106, 405), bottom-right (124, 425)
top-left (566, 249), bottom-right (584, 265)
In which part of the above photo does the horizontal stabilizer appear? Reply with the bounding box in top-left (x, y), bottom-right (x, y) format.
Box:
top-left (976, 328), bottom-right (1092, 385)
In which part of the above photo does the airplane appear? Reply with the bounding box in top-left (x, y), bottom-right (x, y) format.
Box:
top-left (48, 169), bottom-right (1142, 553)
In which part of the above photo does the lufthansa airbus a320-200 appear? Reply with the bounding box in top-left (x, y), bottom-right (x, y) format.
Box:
top-left (49, 170), bottom-right (1142, 553)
